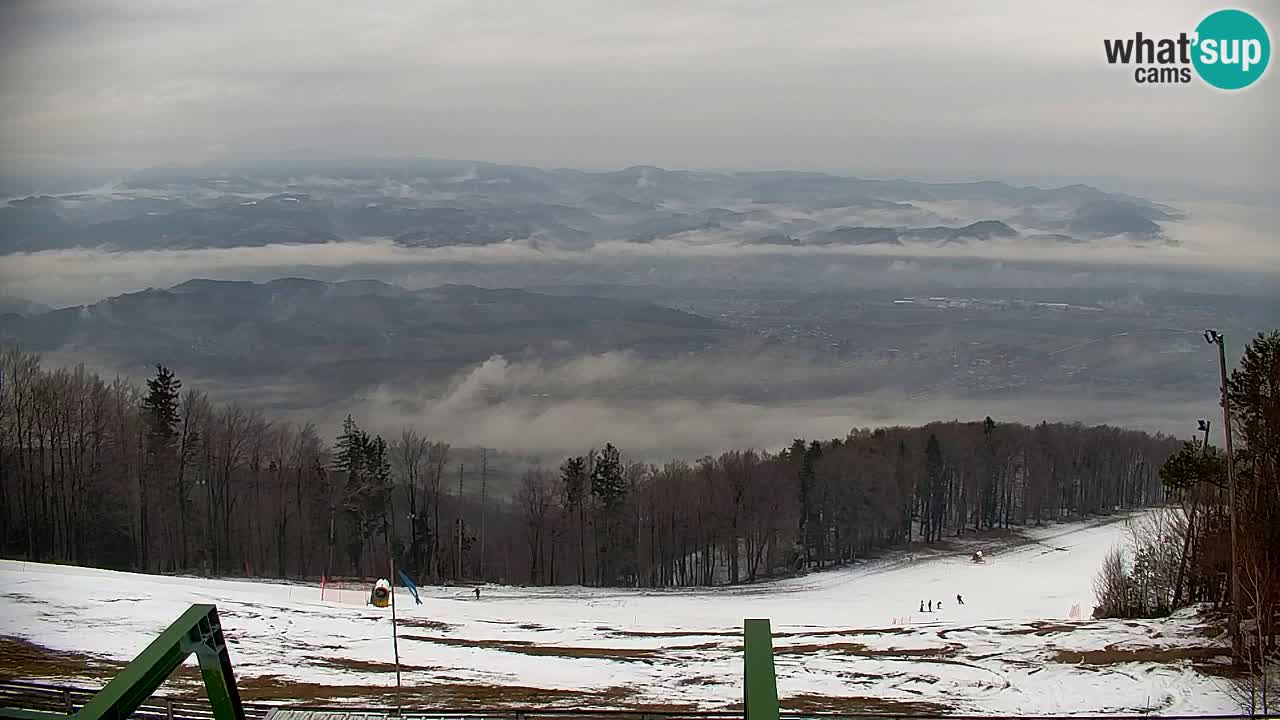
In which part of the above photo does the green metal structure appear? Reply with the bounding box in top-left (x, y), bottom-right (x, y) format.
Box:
top-left (2, 603), bottom-right (780, 720)
top-left (0, 604), bottom-right (245, 720)
top-left (743, 618), bottom-right (780, 720)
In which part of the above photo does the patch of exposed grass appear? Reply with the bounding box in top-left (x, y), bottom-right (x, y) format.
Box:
top-left (310, 657), bottom-right (446, 673)
top-left (609, 628), bottom-right (738, 638)
top-left (1002, 621), bottom-right (1094, 636)
top-left (227, 677), bottom-right (697, 711)
top-left (775, 641), bottom-right (960, 658)
top-left (774, 626), bottom-right (915, 638)
top-left (0, 636), bottom-right (125, 682)
top-left (0, 635), bottom-right (204, 692)
top-left (400, 633), bottom-right (531, 648)
top-left (1053, 646), bottom-right (1228, 665)
top-left (782, 692), bottom-right (948, 714)
top-left (399, 633), bottom-right (660, 661)
top-left (395, 618), bottom-right (454, 632)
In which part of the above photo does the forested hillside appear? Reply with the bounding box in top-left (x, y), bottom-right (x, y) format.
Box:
top-left (0, 347), bottom-right (1177, 587)
top-left (1087, 331), bottom-right (1279, 701)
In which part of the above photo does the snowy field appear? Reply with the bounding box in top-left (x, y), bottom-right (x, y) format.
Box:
top-left (0, 514), bottom-right (1240, 715)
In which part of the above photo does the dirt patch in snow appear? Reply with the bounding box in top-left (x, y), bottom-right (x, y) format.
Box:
top-left (228, 676), bottom-right (694, 710)
top-left (1002, 620), bottom-right (1096, 636)
top-left (774, 640), bottom-right (962, 658)
top-left (1053, 645), bottom-right (1228, 665)
top-left (311, 656), bottom-right (448, 673)
top-left (775, 626), bottom-right (915, 638)
top-left (0, 636), bottom-right (128, 682)
top-left (610, 628), bottom-right (739, 638)
top-left (400, 633), bottom-right (663, 660)
top-left (395, 618), bottom-right (454, 632)
top-left (0, 635), bottom-right (207, 694)
top-left (781, 692), bottom-right (948, 714)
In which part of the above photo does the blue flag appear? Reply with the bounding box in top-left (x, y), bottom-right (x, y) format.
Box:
top-left (398, 570), bottom-right (422, 604)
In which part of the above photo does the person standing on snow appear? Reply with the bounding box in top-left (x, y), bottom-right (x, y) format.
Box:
top-left (957, 593), bottom-right (964, 605)
top-left (928, 600), bottom-right (932, 612)
top-left (919, 600), bottom-right (925, 613)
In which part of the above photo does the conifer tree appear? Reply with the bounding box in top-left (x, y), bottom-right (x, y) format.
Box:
top-left (139, 365), bottom-right (181, 570)
top-left (560, 455), bottom-right (588, 584)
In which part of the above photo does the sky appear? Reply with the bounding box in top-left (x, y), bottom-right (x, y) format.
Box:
top-left (1, 0), bottom-right (1277, 195)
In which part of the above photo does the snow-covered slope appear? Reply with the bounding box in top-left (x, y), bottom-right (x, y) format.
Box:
top-left (0, 514), bottom-right (1238, 714)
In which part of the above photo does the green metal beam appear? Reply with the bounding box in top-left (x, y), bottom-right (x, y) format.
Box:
top-left (8, 606), bottom-right (778, 720)
top-left (1, 605), bottom-right (245, 720)
top-left (743, 618), bottom-right (779, 720)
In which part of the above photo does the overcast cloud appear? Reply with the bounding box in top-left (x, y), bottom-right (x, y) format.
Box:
top-left (346, 350), bottom-right (1215, 462)
top-left (1, 0), bottom-right (1277, 194)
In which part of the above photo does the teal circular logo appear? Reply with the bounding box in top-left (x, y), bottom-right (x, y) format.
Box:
top-left (1192, 9), bottom-right (1270, 90)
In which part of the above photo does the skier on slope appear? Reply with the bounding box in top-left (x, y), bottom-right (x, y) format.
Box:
top-left (957, 593), bottom-right (964, 605)
top-left (474, 586), bottom-right (480, 600)
top-left (928, 600), bottom-right (932, 612)
top-left (919, 600), bottom-right (925, 613)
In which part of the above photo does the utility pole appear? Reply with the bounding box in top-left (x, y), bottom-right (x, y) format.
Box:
top-left (479, 449), bottom-right (487, 583)
top-left (1205, 329), bottom-right (1240, 659)
top-left (456, 463), bottom-right (464, 581)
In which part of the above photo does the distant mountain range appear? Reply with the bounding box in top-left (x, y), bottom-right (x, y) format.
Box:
top-left (0, 156), bottom-right (1180, 254)
top-left (797, 220), bottom-right (1022, 247)
top-left (0, 278), bottom-right (747, 407)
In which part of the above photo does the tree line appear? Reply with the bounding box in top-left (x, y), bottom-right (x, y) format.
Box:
top-left (1090, 333), bottom-right (1280, 712)
top-left (1, 345), bottom-right (1179, 588)
top-left (1091, 331), bottom-right (1278, 711)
